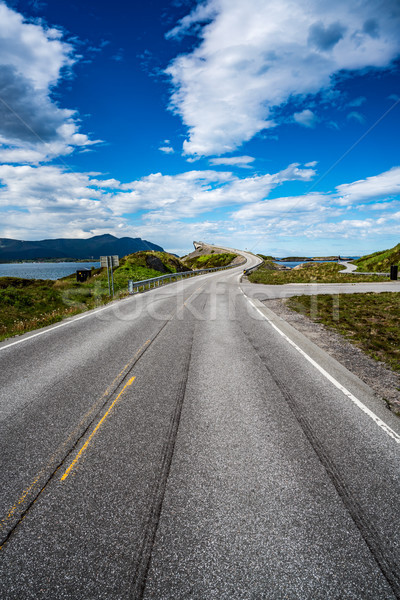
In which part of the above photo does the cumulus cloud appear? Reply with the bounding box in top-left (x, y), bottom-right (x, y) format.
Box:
top-left (335, 166), bottom-right (400, 205)
top-left (1, 159), bottom-right (399, 251)
top-left (0, 2), bottom-right (99, 163)
top-left (167, 0), bottom-right (400, 156)
top-left (110, 162), bottom-right (315, 219)
top-left (0, 162), bottom-right (316, 239)
top-left (232, 193), bottom-right (327, 220)
top-left (159, 145), bottom-right (175, 154)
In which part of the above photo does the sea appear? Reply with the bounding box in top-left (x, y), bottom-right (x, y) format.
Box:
top-left (274, 258), bottom-right (360, 269)
top-left (0, 262), bottom-right (100, 280)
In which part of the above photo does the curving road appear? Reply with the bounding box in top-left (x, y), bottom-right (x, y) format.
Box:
top-left (0, 248), bottom-right (399, 599)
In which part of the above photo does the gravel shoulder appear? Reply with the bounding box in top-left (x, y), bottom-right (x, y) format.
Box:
top-left (262, 298), bottom-right (400, 415)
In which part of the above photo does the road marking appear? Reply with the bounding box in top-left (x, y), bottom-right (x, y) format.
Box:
top-left (247, 297), bottom-right (400, 445)
top-left (61, 376), bottom-right (136, 481)
top-left (0, 302), bottom-right (119, 352)
top-left (0, 270), bottom-right (225, 353)
top-left (0, 340), bottom-right (150, 540)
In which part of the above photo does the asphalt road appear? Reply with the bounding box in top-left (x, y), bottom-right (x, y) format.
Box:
top-left (0, 251), bottom-right (400, 599)
top-left (242, 279), bottom-right (400, 300)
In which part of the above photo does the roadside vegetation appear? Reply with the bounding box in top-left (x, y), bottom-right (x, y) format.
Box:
top-left (257, 254), bottom-right (275, 261)
top-left (0, 277), bottom-right (81, 341)
top-left (355, 242), bottom-right (400, 272)
top-left (0, 251), bottom-right (190, 342)
top-left (287, 292), bottom-right (400, 372)
top-left (248, 261), bottom-right (388, 284)
top-left (183, 252), bottom-right (237, 269)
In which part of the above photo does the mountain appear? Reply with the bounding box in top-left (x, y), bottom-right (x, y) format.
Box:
top-left (0, 234), bottom-right (164, 261)
top-left (355, 242), bottom-right (400, 272)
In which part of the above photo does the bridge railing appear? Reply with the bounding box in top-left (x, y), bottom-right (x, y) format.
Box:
top-left (128, 259), bottom-right (246, 295)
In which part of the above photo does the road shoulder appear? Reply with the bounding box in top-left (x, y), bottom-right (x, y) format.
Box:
top-left (260, 297), bottom-right (400, 416)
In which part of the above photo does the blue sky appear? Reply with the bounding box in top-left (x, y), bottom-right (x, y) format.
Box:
top-left (0, 0), bottom-right (399, 256)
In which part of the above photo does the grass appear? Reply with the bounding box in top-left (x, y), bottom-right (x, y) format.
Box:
top-left (248, 261), bottom-right (390, 285)
top-left (355, 242), bottom-right (400, 272)
top-left (0, 278), bottom-right (85, 341)
top-left (287, 292), bottom-right (400, 372)
top-left (183, 252), bottom-right (237, 269)
top-left (0, 251), bottom-right (190, 342)
top-left (257, 254), bottom-right (275, 261)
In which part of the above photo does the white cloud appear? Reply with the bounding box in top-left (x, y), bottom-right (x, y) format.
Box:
top-left (232, 193), bottom-right (327, 220)
top-left (336, 166), bottom-right (400, 204)
top-left (347, 111), bottom-right (366, 124)
top-left (1, 160), bottom-right (399, 253)
top-left (167, 0), bottom-right (400, 156)
top-left (0, 3), bottom-right (73, 90)
top-left (0, 2), bottom-right (99, 164)
top-left (209, 155), bottom-right (255, 168)
top-left (293, 109), bottom-right (318, 128)
top-left (0, 162), bottom-right (315, 239)
top-left (111, 162), bottom-right (315, 218)
top-left (159, 145), bottom-right (175, 154)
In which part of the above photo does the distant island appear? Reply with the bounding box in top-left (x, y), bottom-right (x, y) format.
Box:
top-left (278, 256), bottom-right (350, 262)
top-left (0, 234), bottom-right (164, 262)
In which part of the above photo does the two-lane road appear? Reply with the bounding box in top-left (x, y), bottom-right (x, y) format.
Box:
top-left (0, 250), bottom-right (399, 599)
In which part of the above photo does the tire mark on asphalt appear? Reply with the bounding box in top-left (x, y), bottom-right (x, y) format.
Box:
top-left (0, 321), bottom-right (170, 550)
top-left (129, 324), bottom-right (196, 599)
top-left (0, 280), bottom-right (208, 551)
top-left (242, 326), bottom-right (400, 599)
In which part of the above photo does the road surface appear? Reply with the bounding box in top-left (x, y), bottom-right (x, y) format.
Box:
top-left (0, 250), bottom-right (400, 599)
top-left (338, 261), bottom-right (358, 273)
top-left (242, 279), bottom-right (400, 300)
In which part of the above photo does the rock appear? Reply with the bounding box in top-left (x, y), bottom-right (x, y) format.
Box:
top-left (145, 254), bottom-right (169, 273)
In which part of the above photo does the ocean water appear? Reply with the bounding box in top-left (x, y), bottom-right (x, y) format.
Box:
top-left (274, 260), bottom-right (337, 268)
top-left (0, 262), bottom-right (100, 280)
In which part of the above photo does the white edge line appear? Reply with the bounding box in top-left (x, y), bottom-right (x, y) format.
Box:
top-left (246, 296), bottom-right (400, 445)
top-left (0, 302), bottom-right (115, 352)
top-left (0, 266), bottom-right (240, 353)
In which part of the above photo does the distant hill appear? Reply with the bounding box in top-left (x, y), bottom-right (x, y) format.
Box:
top-left (0, 234), bottom-right (164, 262)
top-left (355, 242), bottom-right (400, 272)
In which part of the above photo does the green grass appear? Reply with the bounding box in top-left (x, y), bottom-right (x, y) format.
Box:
top-left (287, 292), bottom-right (400, 372)
top-left (248, 261), bottom-right (389, 285)
top-left (184, 252), bottom-right (237, 269)
top-left (355, 242), bottom-right (400, 272)
top-left (0, 251), bottom-right (190, 341)
top-left (257, 254), bottom-right (275, 261)
top-left (0, 277), bottom-right (85, 341)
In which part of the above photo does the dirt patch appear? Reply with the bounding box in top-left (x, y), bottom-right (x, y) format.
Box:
top-left (262, 298), bottom-right (400, 415)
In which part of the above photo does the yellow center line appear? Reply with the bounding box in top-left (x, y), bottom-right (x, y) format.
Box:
top-left (61, 376), bottom-right (136, 481)
top-left (1, 339), bottom-right (151, 533)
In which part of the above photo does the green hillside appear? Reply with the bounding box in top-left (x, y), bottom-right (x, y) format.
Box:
top-left (183, 252), bottom-right (237, 269)
top-left (355, 243), bottom-right (400, 272)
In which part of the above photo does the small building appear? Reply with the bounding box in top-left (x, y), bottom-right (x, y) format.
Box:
top-left (76, 268), bottom-right (92, 282)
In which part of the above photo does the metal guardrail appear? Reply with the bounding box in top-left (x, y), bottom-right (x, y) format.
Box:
top-left (128, 260), bottom-right (246, 294)
top-left (242, 260), bottom-right (264, 276)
